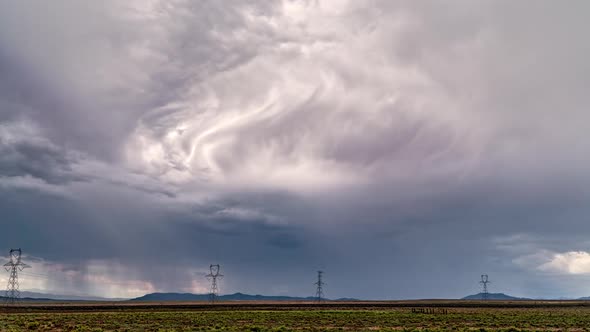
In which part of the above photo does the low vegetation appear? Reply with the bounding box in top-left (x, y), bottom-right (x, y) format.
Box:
top-left (2, 305), bottom-right (590, 331)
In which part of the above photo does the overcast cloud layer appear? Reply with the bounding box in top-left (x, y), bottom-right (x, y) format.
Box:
top-left (1, 0), bottom-right (590, 299)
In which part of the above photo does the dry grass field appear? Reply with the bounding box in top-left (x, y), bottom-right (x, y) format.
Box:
top-left (2, 300), bottom-right (590, 331)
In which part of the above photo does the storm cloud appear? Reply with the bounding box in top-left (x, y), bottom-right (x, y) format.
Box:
top-left (1, 0), bottom-right (590, 299)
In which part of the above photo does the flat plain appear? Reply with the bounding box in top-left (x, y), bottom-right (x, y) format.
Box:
top-left (2, 300), bottom-right (590, 331)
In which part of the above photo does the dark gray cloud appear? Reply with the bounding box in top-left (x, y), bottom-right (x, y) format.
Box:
top-left (0, 0), bottom-right (589, 299)
top-left (0, 124), bottom-right (81, 184)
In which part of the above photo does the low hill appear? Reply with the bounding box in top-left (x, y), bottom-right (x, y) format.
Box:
top-left (130, 292), bottom-right (356, 302)
top-left (462, 293), bottom-right (529, 300)
top-left (19, 291), bottom-right (126, 301)
top-left (0, 292), bottom-right (126, 302)
top-left (0, 296), bottom-right (57, 302)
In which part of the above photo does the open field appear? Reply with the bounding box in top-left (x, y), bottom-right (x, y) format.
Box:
top-left (3, 301), bottom-right (590, 331)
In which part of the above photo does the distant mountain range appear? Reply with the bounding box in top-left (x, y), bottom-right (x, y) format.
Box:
top-left (7, 290), bottom-right (590, 302)
top-left (130, 292), bottom-right (357, 302)
top-left (462, 293), bottom-right (530, 300)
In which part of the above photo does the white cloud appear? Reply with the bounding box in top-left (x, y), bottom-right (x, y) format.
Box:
top-left (539, 251), bottom-right (590, 275)
top-left (494, 235), bottom-right (590, 276)
top-left (122, 0), bottom-right (484, 197)
top-left (495, 234), bottom-right (590, 276)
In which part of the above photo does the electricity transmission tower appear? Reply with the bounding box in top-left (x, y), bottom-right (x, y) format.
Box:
top-left (480, 274), bottom-right (490, 300)
top-left (314, 270), bottom-right (325, 303)
top-left (4, 249), bottom-right (30, 305)
top-left (206, 264), bottom-right (223, 303)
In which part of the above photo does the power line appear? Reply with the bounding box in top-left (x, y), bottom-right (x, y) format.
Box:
top-left (4, 248), bottom-right (30, 305)
top-left (314, 270), bottom-right (325, 303)
top-left (205, 264), bottom-right (223, 303)
top-left (480, 274), bottom-right (490, 300)
top-left (19, 271), bottom-right (47, 277)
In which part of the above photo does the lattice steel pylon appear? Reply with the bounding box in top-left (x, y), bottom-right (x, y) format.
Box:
top-left (314, 271), bottom-right (325, 303)
top-left (4, 249), bottom-right (30, 305)
top-left (480, 274), bottom-right (490, 300)
top-left (205, 264), bottom-right (223, 303)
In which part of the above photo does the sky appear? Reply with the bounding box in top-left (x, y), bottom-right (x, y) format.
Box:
top-left (0, 0), bottom-right (590, 300)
